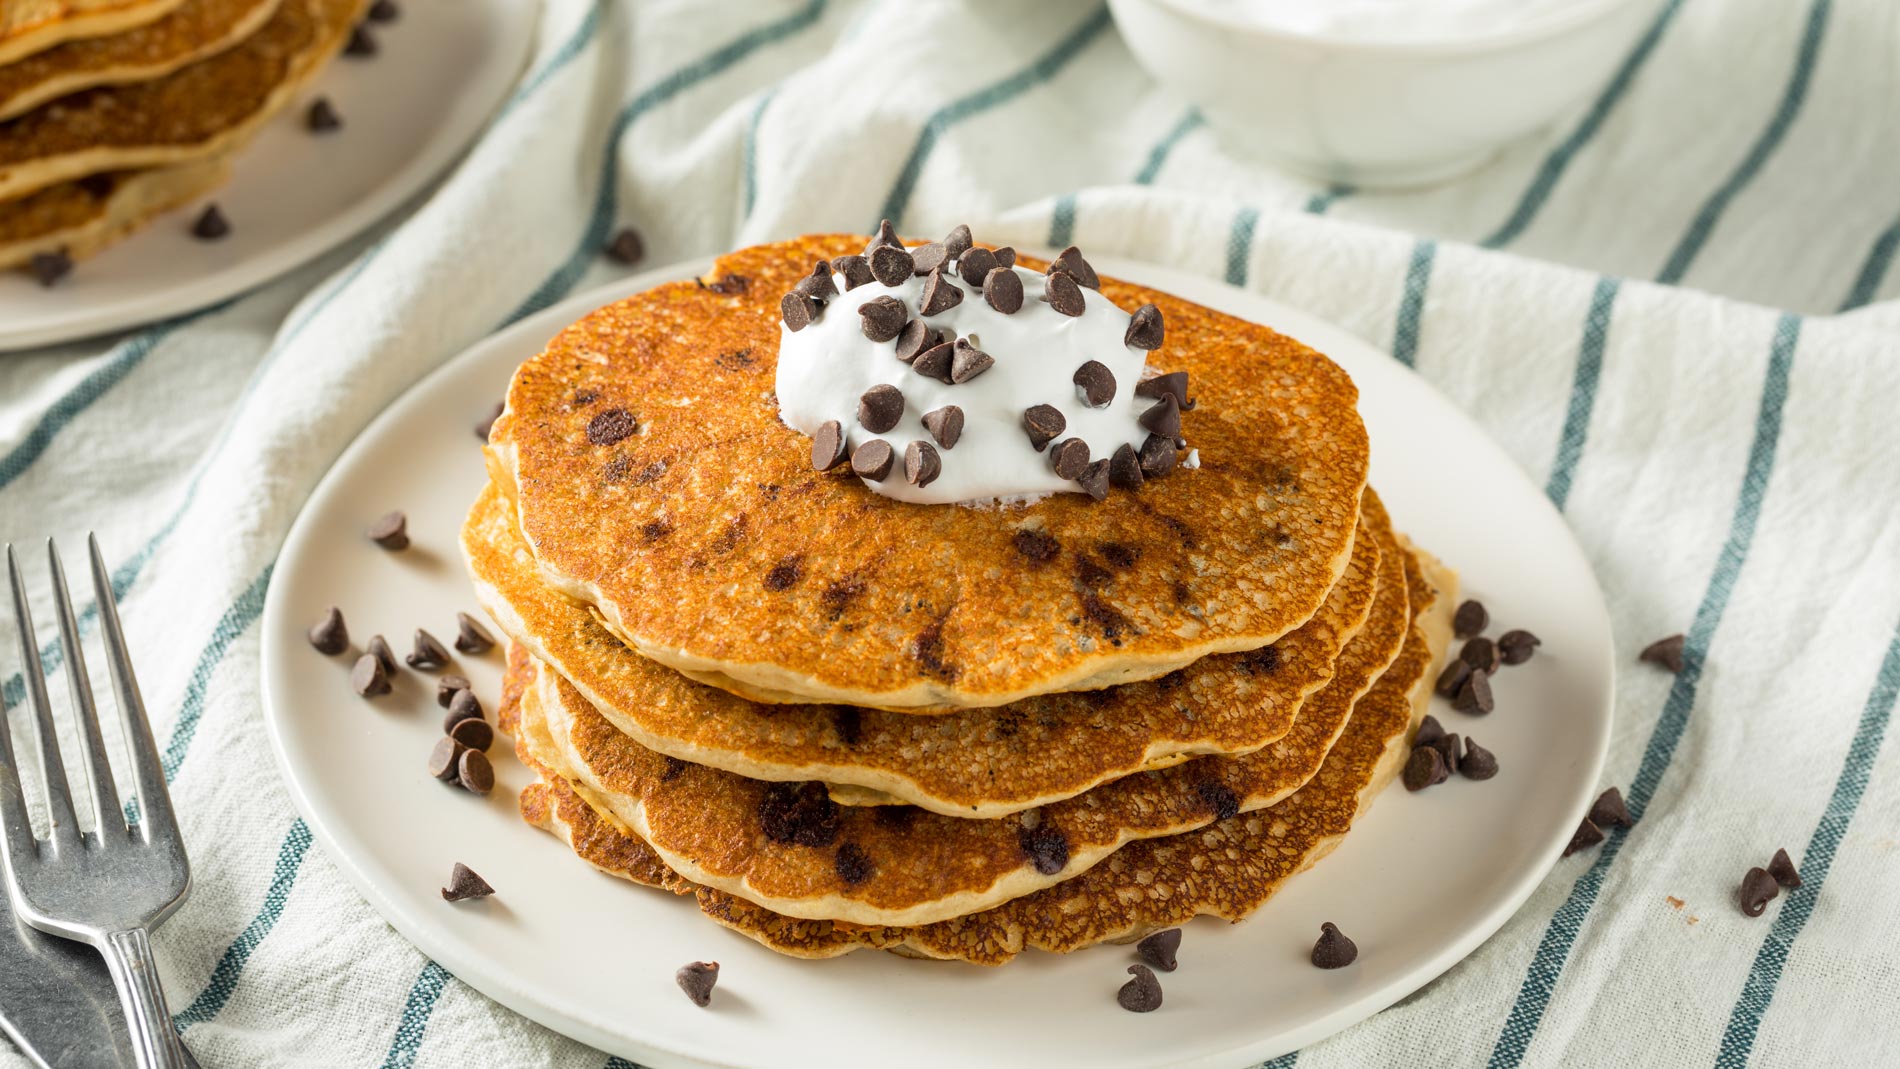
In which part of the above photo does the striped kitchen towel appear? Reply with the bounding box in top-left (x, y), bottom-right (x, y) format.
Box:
top-left (1, 0), bottom-right (1896, 1065)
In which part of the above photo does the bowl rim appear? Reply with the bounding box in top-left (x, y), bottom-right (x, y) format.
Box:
top-left (1136, 0), bottom-right (1655, 57)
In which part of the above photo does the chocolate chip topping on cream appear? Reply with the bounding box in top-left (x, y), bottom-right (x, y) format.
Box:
top-left (776, 223), bottom-right (1189, 504)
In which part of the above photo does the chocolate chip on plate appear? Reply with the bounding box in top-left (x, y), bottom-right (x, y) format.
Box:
top-left (1108, 443), bottom-right (1144, 490)
top-left (1640, 633), bottom-right (1686, 674)
top-left (366, 634), bottom-right (398, 676)
top-left (851, 439), bottom-right (895, 482)
top-left (950, 339), bottom-right (994, 384)
top-left (344, 23), bottom-right (377, 56)
top-left (918, 268), bottom-right (963, 316)
top-left (1310, 922), bottom-right (1357, 969)
top-left (1414, 714), bottom-right (1446, 747)
top-left (1461, 636), bottom-right (1500, 674)
top-left (191, 205), bottom-right (230, 241)
top-left (1453, 599), bottom-right (1488, 639)
top-left (903, 441), bottom-right (941, 488)
top-left (1042, 270), bottom-right (1085, 317)
top-left (1588, 787), bottom-right (1632, 829)
top-left (780, 291), bottom-right (821, 332)
top-left (1402, 745), bottom-right (1448, 791)
top-left (911, 340), bottom-right (954, 383)
top-left (307, 607), bottom-right (348, 654)
top-left (350, 654), bottom-right (390, 697)
top-left (1124, 303), bottom-right (1165, 350)
top-left (1563, 817), bottom-right (1605, 857)
top-left (834, 254), bottom-right (874, 290)
top-left (450, 717), bottom-right (494, 753)
top-left (30, 251), bottom-right (72, 288)
top-left (427, 737), bottom-right (466, 782)
top-left (869, 243), bottom-right (914, 287)
top-left (1498, 629), bottom-right (1541, 665)
top-left (983, 265), bottom-right (1023, 314)
top-left (794, 259), bottom-right (836, 301)
top-left (1073, 360), bottom-right (1116, 408)
top-left (436, 673), bottom-right (471, 708)
top-left (454, 612), bottom-right (495, 655)
top-left (1460, 738), bottom-right (1498, 780)
top-left (1428, 732), bottom-right (1462, 773)
top-left (585, 407), bottom-right (637, 445)
top-left (441, 862), bottom-right (493, 902)
top-left (811, 419), bottom-right (850, 471)
top-left (676, 961), bottom-right (720, 1008)
top-left (941, 224), bottom-right (973, 261)
top-left (1451, 669), bottom-right (1493, 715)
top-left (1136, 928), bottom-right (1181, 972)
top-left (474, 401), bottom-right (503, 442)
top-left (859, 295), bottom-right (907, 343)
top-left (307, 97), bottom-right (342, 132)
top-left (864, 219), bottom-right (901, 255)
top-left (921, 406), bottom-right (963, 450)
top-left (457, 749), bottom-right (495, 795)
top-left (1739, 866), bottom-right (1779, 917)
top-left (1022, 404), bottom-right (1066, 452)
top-left (1137, 433), bottom-right (1176, 478)
top-left (1433, 659), bottom-right (1472, 700)
top-left (1049, 438), bottom-right (1091, 481)
top-left (367, 0), bottom-right (399, 21)
top-left (443, 688), bottom-right (483, 733)
top-left (1048, 246), bottom-right (1100, 290)
top-left (956, 246), bottom-right (996, 284)
top-left (858, 384), bottom-right (905, 433)
top-left (406, 629), bottom-right (450, 670)
top-left (894, 318), bottom-right (938, 363)
top-left (1117, 964), bottom-right (1163, 1013)
top-left (1768, 848), bottom-right (1801, 888)
top-left (366, 510), bottom-right (408, 550)
top-left (1076, 459), bottom-right (1111, 502)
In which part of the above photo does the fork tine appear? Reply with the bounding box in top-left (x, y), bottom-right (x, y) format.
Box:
top-left (0, 685), bottom-right (39, 869)
top-left (8, 545), bottom-right (79, 849)
top-left (48, 540), bottom-right (123, 841)
top-left (87, 535), bottom-right (175, 841)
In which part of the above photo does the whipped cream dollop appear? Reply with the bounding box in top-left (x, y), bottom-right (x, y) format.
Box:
top-left (776, 235), bottom-right (1185, 505)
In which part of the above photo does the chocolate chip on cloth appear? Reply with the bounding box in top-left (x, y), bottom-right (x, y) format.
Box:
top-left (1451, 669), bottom-right (1493, 714)
top-left (904, 441), bottom-right (941, 488)
top-left (1453, 599), bottom-right (1488, 639)
top-left (894, 319), bottom-right (938, 363)
top-left (585, 408), bottom-right (637, 445)
top-left (857, 384), bottom-right (905, 433)
top-left (406, 629), bottom-right (450, 670)
top-left (31, 251), bottom-right (72, 288)
top-left (851, 440), bottom-right (895, 482)
top-left (1049, 438), bottom-right (1091, 480)
top-left (457, 749), bottom-right (495, 795)
top-left (869, 244), bottom-right (914, 287)
top-left (921, 406), bottom-right (963, 449)
top-left (780, 291), bottom-right (822, 332)
top-left (793, 260), bottom-right (836, 301)
top-left (1043, 270), bottom-right (1085, 317)
top-left (833, 254), bottom-right (874, 290)
top-left (1136, 928), bottom-right (1181, 972)
top-left (950, 339), bottom-right (994, 383)
top-left (1739, 866), bottom-right (1779, 917)
top-left (307, 607), bottom-right (348, 654)
top-left (1563, 817), bottom-right (1605, 857)
top-left (1640, 633), bottom-right (1687, 673)
top-left (1589, 786), bottom-right (1632, 828)
top-left (1073, 360), bottom-right (1116, 408)
top-left (1022, 404), bottom-right (1066, 451)
top-left (918, 268), bottom-right (963, 316)
top-left (1124, 303), bottom-right (1165, 350)
top-left (1117, 964), bottom-right (1163, 1013)
top-left (1403, 745), bottom-right (1448, 791)
top-left (677, 962), bottom-right (720, 1008)
top-left (983, 265), bottom-right (1023, 314)
top-left (307, 97), bottom-right (342, 132)
top-left (350, 654), bottom-right (390, 697)
top-left (859, 295), bottom-right (907, 343)
top-left (436, 673), bottom-right (471, 708)
top-left (1048, 246), bottom-right (1101, 290)
top-left (1461, 636), bottom-right (1500, 674)
top-left (1460, 738), bottom-right (1498, 780)
top-left (1311, 922), bottom-right (1358, 969)
top-left (1135, 371), bottom-right (1192, 409)
top-left (604, 227), bottom-right (644, 266)
top-left (427, 737), bottom-right (465, 783)
top-left (1498, 629), bottom-right (1541, 665)
top-left (441, 863), bottom-right (493, 902)
top-left (455, 612), bottom-right (496, 655)
top-left (366, 510), bottom-right (408, 550)
top-left (1768, 848), bottom-right (1802, 888)
top-left (191, 205), bottom-right (230, 241)
top-left (366, 635), bottom-right (398, 676)
top-left (811, 420), bottom-right (850, 471)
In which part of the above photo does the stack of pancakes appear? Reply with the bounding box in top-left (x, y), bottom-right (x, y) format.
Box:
top-left (463, 235), bottom-right (1458, 965)
top-left (0, 0), bottom-right (366, 274)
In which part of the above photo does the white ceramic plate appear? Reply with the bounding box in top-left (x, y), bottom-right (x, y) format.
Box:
top-left (261, 260), bottom-right (1614, 1068)
top-left (0, 0), bottom-right (536, 352)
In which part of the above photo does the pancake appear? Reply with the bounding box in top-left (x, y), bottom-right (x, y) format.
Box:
top-left (0, 155), bottom-right (229, 269)
top-left (488, 236), bottom-right (1370, 711)
top-left (466, 481), bottom-right (1383, 818)
top-left (0, 0), bottom-right (286, 122)
top-left (517, 545), bottom-right (1455, 963)
top-left (0, 0), bottom-right (361, 202)
top-left (0, 0), bottom-right (185, 66)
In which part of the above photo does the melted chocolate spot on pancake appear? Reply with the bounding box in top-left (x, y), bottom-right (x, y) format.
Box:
top-left (821, 577), bottom-right (866, 620)
top-left (703, 273), bottom-right (749, 295)
top-left (1011, 529), bottom-right (1060, 566)
top-left (1079, 590), bottom-right (1128, 642)
top-left (764, 556), bottom-right (802, 591)
top-left (835, 842), bottom-right (874, 886)
top-left (715, 347), bottom-right (756, 370)
top-left (1020, 824), bottom-right (1070, 875)
top-left (875, 805), bottom-right (920, 829)
top-left (1074, 556), bottom-right (1112, 589)
top-left (1097, 542), bottom-right (1138, 569)
top-left (710, 514), bottom-right (747, 555)
top-left (1239, 645), bottom-right (1281, 675)
top-left (641, 519), bottom-right (672, 541)
top-left (832, 707), bottom-right (863, 746)
top-left (911, 621), bottom-right (960, 682)
top-left (1197, 780), bottom-right (1240, 821)
top-left (759, 783), bottom-right (840, 847)
top-left (661, 756), bottom-right (688, 781)
top-left (1156, 670), bottom-right (1186, 691)
top-left (586, 409), bottom-right (638, 445)
top-left (634, 461), bottom-right (667, 485)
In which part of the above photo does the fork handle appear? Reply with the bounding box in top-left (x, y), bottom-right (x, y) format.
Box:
top-left (101, 927), bottom-right (189, 1069)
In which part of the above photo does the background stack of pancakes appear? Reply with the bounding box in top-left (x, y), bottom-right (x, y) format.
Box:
top-left (0, 0), bottom-right (367, 275)
top-left (462, 235), bottom-right (1459, 965)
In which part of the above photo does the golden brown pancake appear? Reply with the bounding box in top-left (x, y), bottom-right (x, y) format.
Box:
top-left (0, 155), bottom-right (228, 269)
top-left (0, 0), bottom-right (185, 66)
top-left (466, 481), bottom-right (1381, 818)
top-left (488, 236), bottom-right (1370, 711)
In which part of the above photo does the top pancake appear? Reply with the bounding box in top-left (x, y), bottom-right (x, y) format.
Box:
top-left (490, 236), bottom-right (1369, 711)
top-left (0, 0), bottom-right (184, 65)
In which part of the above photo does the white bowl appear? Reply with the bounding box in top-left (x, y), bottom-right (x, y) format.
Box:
top-left (1108, 0), bottom-right (1664, 188)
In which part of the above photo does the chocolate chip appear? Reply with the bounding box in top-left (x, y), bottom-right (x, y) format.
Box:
top-left (1020, 823), bottom-right (1069, 874)
top-left (1022, 405), bottom-right (1066, 451)
top-left (833, 254), bottom-right (874, 290)
top-left (1414, 714), bottom-right (1446, 748)
top-left (835, 842), bottom-right (874, 885)
top-left (1076, 459), bottom-right (1111, 501)
top-left (31, 251), bottom-right (71, 288)
top-left (367, 0), bottom-right (399, 21)
top-left (992, 246), bottom-right (1016, 269)
top-left (793, 260), bottom-right (836, 302)
top-left (780, 291), bottom-right (821, 331)
top-left (1640, 633), bottom-right (1686, 673)
top-left (1428, 732), bottom-right (1462, 774)
top-left (864, 219), bottom-right (901, 255)
top-left (191, 205), bottom-right (230, 241)
top-left (894, 318), bottom-right (938, 363)
top-left (364, 510), bottom-right (408, 550)
top-left (350, 654), bottom-right (390, 697)
top-left (676, 962), bottom-right (719, 1008)
top-left (443, 688), bottom-right (483, 733)
top-left (1588, 787), bottom-right (1632, 829)
top-left (1403, 745), bottom-right (1448, 791)
top-left (704, 273), bottom-right (748, 294)
top-left (941, 224), bottom-right (973, 261)
top-left (1768, 848), bottom-right (1801, 888)
top-left (859, 295), bottom-right (906, 342)
top-left (601, 227), bottom-right (643, 266)
top-left (900, 440), bottom-right (940, 488)
top-left (1108, 443), bottom-right (1144, 490)
top-left (307, 97), bottom-right (342, 132)
top-left (983, 265), bottom-right (1023, 314)
top-left (1461, 637), bottom-right (1500, 674)
top-left (1048, 246), bottom-right (1100, 289)
top-left (1739, 866), bottom-right (1779, 917)
top-left (759, 782), bottom-right (840, 847)
top-left (441, 862), bottom-right (493, 902)
top-left (1065, 360), bottom-right (1117, 409)
top-left (457, 749), bottom-right (494, 794)
top-left (585, 408), bottom-right (637, 445)
top-left (1124, 303), bottom-right (1165, 350)
top-left (1451, 669), bottom-right (1493, 714)
top-left (1136, 928), bottom-right (1181, 972)
top-left (910, 242), bottom-right (949, 276)
top-left (1460, 738), bottom-right (1498, 780)
top-left (1135, 371), bottom-right (1192, 409)
top-left (1138, 393), bottom-right (1181, 439)
top-left (366, 635), bottom-right (398, 676)
top-left (1043, 271), bottom-right (1085, 317)
top-left (406, 629), bottom-right (449, 670)
top-left (955, 246), bottom-right (995, 284)
top-left (436, 674), bottom-right (470, 707)
top-left (811, 420), bottom-right (850, 470)
top-left (921, 406), bottom-right (963, 449)
top-left (1117, 964), bottom-right (1163, 1012)
top-left (869, 244), bottom-right (914, 287)
top-left (1310, 922), bottom-right (1357, 968)
top-left (427, 737), bottom-right (465, 782)
top-left (1453, 600), bottom-right (1488, 638)
top-left (1012, 529), bottom-right (1059, 564)
top-left (918, 268), bottom-right (963, 316)
top-left (77, 173), bottom-right (115, 198)
top-left (1049, 438), bottom-right (1091, 480)
top-left (850, 440), bottom-right (894, 482)
top-left (1563, 817), bottom-right (1604, 857)
top-left (307, 607), bottom-right (348, 654)
top-left (344, 24), bottom-right (377, 56)
top-left (911, 341), bottom-right (953, 383)
top-left (450, 717), bottom-right (493, 752)
top-left (475, 401), bottom-right (503, 442)
top-left (948, 339), bottom-right (994, 384)
top-left (857, 384), bottom-right (905, 433)
top-left (1197, 780), bottom-right (1240, 821)
top-left (1137, 433), bottom-right (1177, 478)
top-left (1498, 629), bottom-right (1541, 665)
top-left (455, 612), bottom-right (496, 655)
top-left (1433, 659), bottom-right (1472, 699)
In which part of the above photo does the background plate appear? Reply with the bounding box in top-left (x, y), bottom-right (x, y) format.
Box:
top-left (261, 259), bottom-right (1614, 1068)
top-left (0, 0), bottom-right (537, 352)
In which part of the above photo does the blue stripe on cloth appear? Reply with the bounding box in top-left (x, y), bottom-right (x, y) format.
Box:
top-left (1224, 206), bottom-right (1259, 287)
top-left (1838, 215), bottom-right (1900, 311)
top-left (173, 819), bottom-right (315, 1029)
top-left (500, 0), bottom-right (605, 113)
top-left (876, 4), bottom-right (1113, 228)
top-left (505, 0), bottom-right (830, 325)
top-left (602, 1058), bottom-right (642, 1069)
top-left (742, 86), bottom-right (783, 219)
top-left (1655, 0), bottom-right (1833, 285)
top-left (1133, 108), bottom-right (1204, 185)
top-left (1479, 0), bottom-right (1686, 249)
top-left (1715, 617), bottom-right (1900, 1067)
top-left (1302, 184), bottom-right (1352, 215)
top-left (1047, 193), bottom-right (1078, 249)
top-left (1486, 313), bottom-right (1802, 1069)
top-left (1391, 239), bottom-right (1438, 366)
top-left (381, 961), bottom-right (453, 1069)
top-left (1259, 1053), bottom-right (1299, 1069)
top-left (160, 563), bottom-right (274, 781)
top-left (1545, 276), bottom-right (1621, 511)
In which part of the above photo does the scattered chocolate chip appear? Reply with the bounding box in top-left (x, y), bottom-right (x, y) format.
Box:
top-left (475, 401), bottom-right (503, 442)
top-left (1461, 636), bottom-right (1501, 674)
top-left (366, 634), bottom-right (398, 676)
top-left (1768, 848), bottom-right (1801, 888)
top-left (1453, 600), bottom-right (1488, 638)
top-left (366, 510), bottom-right (407, 550)
top-left (858, 295), bottom-right (906, 342)
top-left (1022, 404), bottom-right (1066, 452)
top-left (595, 229), bottom-right (642, 269)
top-left (1138, 393), bottom-right (1182, 439)
top-left (30, 251), bottom-right (72, 288)
top-left (869, 244), bottom-right (914, 287)
top-left (1428, 732), bottom-right (1462, 774)
top-left (956, 246), bottom-right (996, 284)
top-left (921, 406), bottom-right (963, 450)
top-left (443, 688), bottom-right (483, 733)
top-left (1049, 438), bottom-right (1091, 480)
top-left (704, 273), bottom-right (748, 294)
top-left (793, 260), bottom-right (836, 302)
top-left (894, 318), bottom-right (938, 363)
top-left (1136, 928), bottom-right (1181, 972)
top-left (1498, 629), bottom-right (1541, 665)
top-left (857, 384), bottom-right (905, 433)
top-left (1403, 745), bottom-right (1448, 791)
top-left (941, 224), bottom-right (973, 261)
top-left (191, 205), bottom-right (230, 241)
top-left (1433, 659), bottom-right (1472, 699)
top-left (918, 268), bottom-right (963, 316)
top-left (427, 737), bottom-right (465, 782)
top-left (759, 782), bottom-right (840, 847)
top-left (406, 629), bottom-right (449, 670)
top-left (864, 219), bottom-right (901, 255)
top-left (1048, 246), bottom-right (1100, 289)
top-left (1460, 738), bottom-right (1498, 780)
top-left (457, 749), bottom-right (494, 795)
top-left (835, 842), bottom-right (874, 885)
top-left (436, 674), bottom-right (470, 707)
top-left (367, 0), bottom-right (399, 21)
top-left (1414, 715), bottom-right (1446, 747)
top-left (850, 439), bottom-right (894, 482)
top-left (1076, 459), bottom-right (1111, 501)
top-left (306, 97), bottom-right (342, 132)
top-left (833, 254), bottom-right (874, 290)
top-left (350, 653), bottom-right (390, 697)
top-left (1588, 787), bottom-right (1632, 829)
top-left (912, 341), bottom-right (954, 383)
top-left (1068, 361), bottom-right (1116, 409)
top-left (1117, 964), bottom-right (1163, 1012)
top-left (1020, 823), bottom-right (1069, 874)
top-left (450, 717), bottom-right (493, 753)
top-left (454, 612), bottom-right (496, 655)
top-left (992, 246), bottom-right (1016, 269)
top-left (1451, 669), bottom-right (1493, 714)
top-left (585, 408), bottom-right (637, 445)
top-left (1108, 443), bottom-right (1144, 490)
top-left (904, 441), bottom-right (941, 487)
top-left (1137, 433), bottom-right (1177, 478)
top-left (676, 962), bottom-right (719, 1008)
top-left (1640, 633), bottom-right (1686, 674)
top-left (344, 23), bottom-right (377, 56)
top-left (983, 265), bottom-right (1023, 314)
top-left (811, 420), bottom-right (850, 470)
top-left (1135, 371), bottom-right (1192, 409)
top-left (1739, 866), bottom-right (1779, 917)
top-left (1124, 303), bottom-right (1165, 350)
top-left (1563, 817), bottom-right (1605, 857)
top-left (910, 242), bottom-right (949, 276)
top-left (1043, 270), bottom-right (1085, 317)
top-left (441, 862), bottom-right (493, 902)
top-left (1311, 922), bottom-right (1358, 968)
top-left (307, 607), bottom-right (348, 654)
top-left (780, 291), bottom-right (821, 331)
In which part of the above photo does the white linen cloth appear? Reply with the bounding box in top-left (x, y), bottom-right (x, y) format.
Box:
top-left (1, 1), bottom-right (1896, 1065)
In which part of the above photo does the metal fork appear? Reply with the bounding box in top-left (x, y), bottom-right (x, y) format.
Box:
top-left (0, 537), bottom-right (191, 1069)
